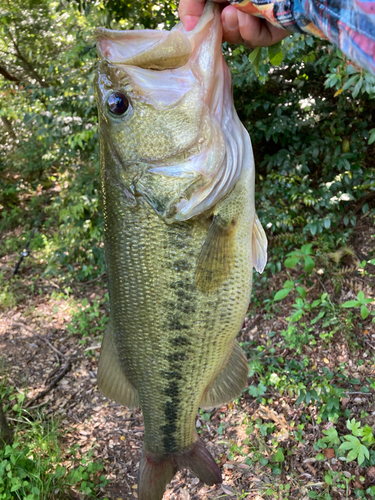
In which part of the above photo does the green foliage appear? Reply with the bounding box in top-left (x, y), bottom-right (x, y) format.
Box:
top-left (314, 418), bottom-right (375, 467)
top-left (0, 273), bottom-right (16, 311)
top-left (66, 292), bottom-right (109, 342)
top-left (0, 0), bottom-right (105, 280)
top-left (284, 243), bottom-right (315, 273)
top-left (0, 380), bottom-right (108, 500)
top-left (227, 34), bottom-right (375, 248)
top-left (342, 290), bottom-right (375, 321)
top-left (317, 427), bottom-right (340, 449)
top-left (0, 440), bottom-right (108, 499)
top-left (248, 382), bottom-right (267, 399)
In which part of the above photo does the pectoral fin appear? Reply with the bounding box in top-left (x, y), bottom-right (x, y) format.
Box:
top-left (200, 341), bottom-right (248, 409)
top-left (98, 325), bottom-right (139, 408)
top-left (194, 214), bottom-right (235, 293)
top-left (252, 213), bottom-right (267, 273)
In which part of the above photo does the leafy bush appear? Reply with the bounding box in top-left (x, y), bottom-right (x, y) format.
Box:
top-left (0, 382), bottom-right (109, 500)
top-left (0, 440), bottom-right (108, 499)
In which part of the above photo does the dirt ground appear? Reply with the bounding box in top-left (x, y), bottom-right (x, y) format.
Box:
top-left (0, 222), bottom-right (374, 499)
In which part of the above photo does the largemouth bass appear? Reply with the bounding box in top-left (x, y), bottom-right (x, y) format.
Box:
top-left (95, 3), bottom-right (267, 499)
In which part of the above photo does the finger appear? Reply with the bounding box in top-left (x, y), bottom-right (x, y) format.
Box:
top-left (237, 10), bottom-right (287, 47)
top-left (179, 0), bottom-right (206, 31)
top-left (221, 6), bottom-right (244, 45)
top-left (179, 0), bottom-right (229, 31)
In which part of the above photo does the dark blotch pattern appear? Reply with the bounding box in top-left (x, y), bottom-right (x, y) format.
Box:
top-left (159, 225), bottom-right (196, 454)
top-left (171, 336), bottom-right (190, 346)
top-left (169, 317), bottom-right (189, 330)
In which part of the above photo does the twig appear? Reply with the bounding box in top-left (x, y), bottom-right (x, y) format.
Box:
top-left (24, 355), bottom-right (75, 409)
top-left (12, 322), bottom-right (65, 359)
top-left (84, 345), bottom-right (101, 351)
top-left (74, 273), bottom-right (106, 286)
top-left (12, 321), bottom-right (34, 334)
top-left (44, 365), bottom-right (61, 385)
top-left (364, 339), bottom-right (375, 350)
top-left (276, 316), bottom-right (288, 325)
top-left (353, 192), bottom-right (375, 214)
top-left (26, 401), bottom-right (55, 410)
top-left (345, 392), bottom-right (373, 396)
top-left (34, 334), bottom-right (65, 360)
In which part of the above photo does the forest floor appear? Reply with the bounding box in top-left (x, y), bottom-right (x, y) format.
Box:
top-left (0, 221), bottom-right (374, 500)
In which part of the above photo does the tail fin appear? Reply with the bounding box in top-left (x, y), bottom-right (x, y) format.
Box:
top-left (138, 439), bottom-right (222, 500)
top-left (138, 452), bottom-right (176, 500)
top-left (177, 439), bottom-right (222, 485)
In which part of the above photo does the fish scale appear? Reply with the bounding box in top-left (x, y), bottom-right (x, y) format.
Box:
top-left (95, 3), bottom-right (267, 499)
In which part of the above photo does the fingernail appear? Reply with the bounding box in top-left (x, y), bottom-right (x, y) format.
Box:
top-left (183, 15), bottom-right (199, 31)
top-left (223, 10), bottom-right (239, 31)
top-left (237, 10), bottom-right (249, 29)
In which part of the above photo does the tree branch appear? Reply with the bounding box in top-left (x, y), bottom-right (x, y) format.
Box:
top-left (0, 63), bottom-right (20, 83)
top-left (24, 355), bottom-right (76, 409)
top-left (1, 117), bottom-right (16, 139)
top-left (6, 28), bottom-right (48, 88)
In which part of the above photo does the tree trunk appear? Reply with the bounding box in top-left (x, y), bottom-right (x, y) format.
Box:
top-left (0, 404), bottom-right (12, 449)
top-left (1, 116), bottom-right (16, 140)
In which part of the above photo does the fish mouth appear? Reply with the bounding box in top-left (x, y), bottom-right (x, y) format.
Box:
top-left (95, 2), bottom-right (217, 71)
top-left (95, 27), bottom-right (192, 71)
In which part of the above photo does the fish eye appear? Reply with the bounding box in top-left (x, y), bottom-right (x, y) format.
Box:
top-left (107, 91), bottom-right (130, 116)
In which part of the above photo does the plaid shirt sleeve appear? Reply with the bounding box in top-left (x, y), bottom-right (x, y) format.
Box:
top-left (229, 0), bottom-right (375, 74)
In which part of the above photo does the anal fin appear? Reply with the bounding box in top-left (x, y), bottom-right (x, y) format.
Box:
top-left (200, 341), bottom-right (248, 409)
top-left (98, 325), bottom-right (139, 408)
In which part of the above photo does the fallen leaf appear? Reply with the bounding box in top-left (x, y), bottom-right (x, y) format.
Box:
top-left (305, 462), bottom-right (317, 475)
top-left (323, 448), bottom-right (335, 459)
top-left (342, 397), bottom-right (350, 409)
top-left (367, 466), bottom-right (375, 481)
top-left (255, 405), bottom-right (289, 439)
top-left (221, 484), bottom-right (236, 496)
top-left (217, 453), bottom-right (227, 467)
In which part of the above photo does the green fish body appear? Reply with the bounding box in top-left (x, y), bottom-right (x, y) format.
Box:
top-left (95, 4), bottom-right (267, 499)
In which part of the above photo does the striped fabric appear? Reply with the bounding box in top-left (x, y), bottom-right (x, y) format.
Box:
top-left (229, 0), bottom-right (375, 74)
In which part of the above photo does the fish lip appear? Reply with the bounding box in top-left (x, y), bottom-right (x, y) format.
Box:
top-left (95, 26), bottom-right (192, 70)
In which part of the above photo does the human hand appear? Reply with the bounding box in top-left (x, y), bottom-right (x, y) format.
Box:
top-left (179, 0), bottom-right (287, 47)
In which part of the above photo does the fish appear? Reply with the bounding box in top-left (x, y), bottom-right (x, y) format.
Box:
top-left (94, 3), bottom-right (267, 499)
